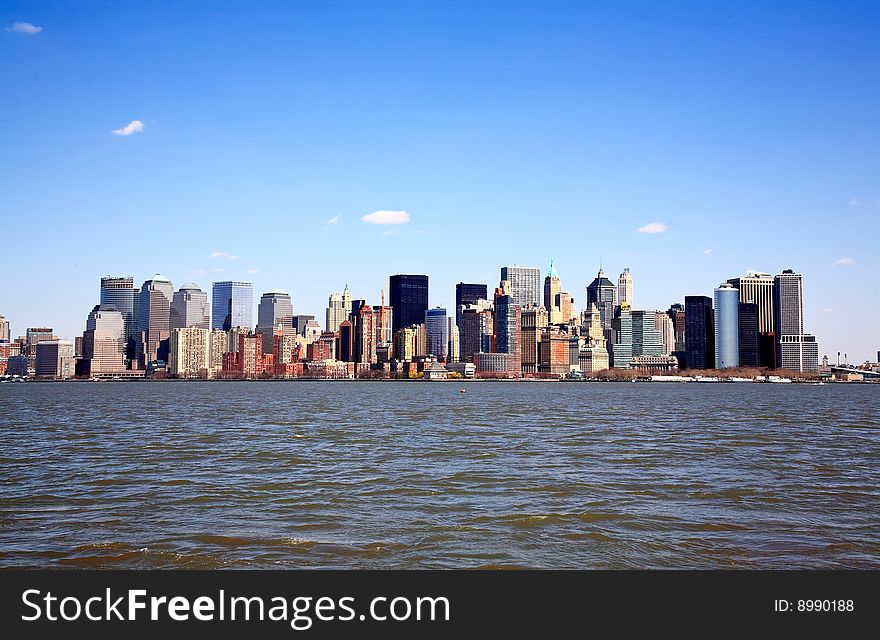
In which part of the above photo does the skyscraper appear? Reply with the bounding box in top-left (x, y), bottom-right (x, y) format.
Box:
top-left (326, 284), bottom-right (352, 334)
top-left (212, 281), bottom-right (253, 331)
top-left (544, 261), bottom-right (562, 324)
top-left (654, 311), bottom-right (675, 355)
top-left (0, 315), bottom-right (9, 342)
top-left (455, 282), bottom-right (488, 328)
top-left (727, 271), bottom-right (776, 368)
top-left (586, 269), bottom-right (617, 332)
top-left (353, 305), bottom-right (377, 364)
top-left (256, 289), bottom-right (294, 352)
top-left (773, 269), bottom-right (818, 372)
top-left (100, 276), bottom-right (138, 344)
top-left (138, 274), bottom-right (173, 365)
top-left (494, 292), bottom-right (521, 360)
top-left (738, 302), bottom-right (759, 367)
top-left (389, 274), bottom-right (428, 334)
top-left (460, 307), bottom-right (494, 363)
top-left (685, 295), bottom-right (715, 370)
top-left (618, 268), bottom-right (633, 308)
top-left (425, 307), bottom-right (449, 359)
top-left (35, 340), bottom-right (75, 379)
top-left (611, 308), bottom-right (665, 368)
top-left (81, 304), bottom-right (125, 374)
top-left (714, 283), bottom-right (740, 369)
top-left (170, 283), bottom-right (210, 330)
top-left (500, 266), bottom-right (541, 308)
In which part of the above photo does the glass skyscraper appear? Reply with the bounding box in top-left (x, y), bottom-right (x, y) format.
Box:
top-left (714, 283), bottom-right (740, 369)
top-left (425, 307), bottom-right (448, 359)
top-left (685, 295), bottom-right (715, 370)
top-left (454, 282), bottom-right (487, 329)
top-left (100, 276), bottom-right (138, 343)
top-left (212, 281), bottom-right (254, 331)
top-left (389, 274), bottom-right (428, 334)
top-left (500, 266), bottom-right (540, 308)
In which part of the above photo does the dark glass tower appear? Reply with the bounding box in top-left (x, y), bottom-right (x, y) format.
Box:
top-left (389, 274), bottom-right (428, 334)
top-left (455, 283), bottom-right (487, 328)
top-left (738, 302), bottom-right (759, 367)
top-left (684, 295), bottom-right (715, 370)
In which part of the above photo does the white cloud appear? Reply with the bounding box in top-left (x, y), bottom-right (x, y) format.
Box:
top-left (212, 267), bottom-right (225, 272)
top-left (822, 308), bottom-right (833, 314)
top-left (703, 248), bottom-right (713, 254)
top-left (209, 251), bottom-right (239, 261)
top-left (7, 22), bottom-right (42, 34)
top-left (111, 120), bottom-right (144, 136)
top-left (833, 257), bottom-right (856, 265)
top-left (849, 197), bottom-right (860, 206)
top-left (246, 269), bottom-right (259, 274)
top-left (326, 215), bottom-right (339, 225)
top-left (637, 222), bottom-right (667, 234)
top-left (362, 210), bottom-right (410, 225)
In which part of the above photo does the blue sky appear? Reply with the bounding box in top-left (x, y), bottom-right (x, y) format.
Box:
top-left (1, 1), bottom-right (878, 361)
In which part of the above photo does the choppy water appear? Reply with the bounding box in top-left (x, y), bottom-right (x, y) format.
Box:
top-left (1, 381), bottom-right (878, 569)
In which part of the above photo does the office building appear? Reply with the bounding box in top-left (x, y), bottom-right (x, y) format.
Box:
top-left (447, 319), bottom-right (459, 364)
top-left (35, 339), bottom-right (75, 379)
top-left (169, 327), bottom-right (210, 377)
top-left (100, 276), bottom-right (138, 343)
top-left (0, 315), bottom-right (8, 342)
top-left (389, 274), bottom-right (428, 334)
top-left (738, 302), bottom-right (759, 367)
top-left (728, 271), bottom-right (775, 367)
top-left (544, 261), bottom-right (563, 324)
top-left (773, 269), bottom-right (818, 372)
top-left (326, 285), bottom-right (352, 334)
top-left (714, 283), bottom-right (740, 369)
top-left (256, 289), bottom-right (294, 351)
top-left (425, 307), bottom-right (448, 359)
top-left (494, 291), bottom-right (521, 361)
top-left (170, 283), bottom-right (210, 330)
top-left (586, 269), bottom-right (617, 332)
top-left (520, 305), bottom-right (548, 373)
top-left (500, 266), bottom-right (541, 308)
top-left (654, 311), bottom-right (675, 355)
top-left (25, 327), bottom-right (55, 355)
top-left (455, 283), bottom-right (488, 329)
top-left (618, 268), bottom-right (633, 308)
top-left (460, 307), bottom-right (494, 363)
top-left (81, 305), bottom-right (126, 374)
top-left (212, 281), bottom-right (253, 331)
top-left (685, 296), bottom-right (715, 370)
top-left (537, 330), bottom-right (572, 376)
top-left (779, 334), bottom-right (820, 372)
top-left (611, 308), bottom-right (665, 368)
top-left (353, 305), bottom-right (377, 365)
top-left (138, 274), bottom-right (173, 365)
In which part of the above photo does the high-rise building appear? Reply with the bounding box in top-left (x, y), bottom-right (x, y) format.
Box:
top-left (212, 281), bottom-right (253, 331)
top-left (537, 330), bottom-right (572, 376)
top-left (25, 327), bottom-right (55, 355)
top-left (81, 304), bottom-right (125, 374)
top-left (727, 271), bottom-right (775, 368)
top-left (500, 266), bottom-right (541, 308)
top-left (520, 305), bottom-right (548, 373)
top-left (773, 269), bottom-right (818, 372)
top-left (714, 283), bottom-right (740, 369)
top-left (35, 339), bottom-right (75, 378)
top-left (455, 283), bottom-right (488, 329)
top-left (586, 269), bottom-right (617, 332)
top-left (0, 315), bottom-right (9, 342)
top-left (654, 311), bottom-right (675, 355)
top-left (544, 261), bottom-right (563, 324)
top-left (494, 292), bottom-right (521, 370)
top-left (611, 308), bottom-right (665, 368)
top-left (738, 302), bottom-right (759, 367)
top-left (256, 289), bottom-right (294, 352)
top-left (170, 283), bottom-right (210, 330)
top-left (447, 319), bottom-right (459, 364)
top-left (138, 274), bottom-right (173, 365)
top-left (337, 320), bottom-right (354, 362)
top-left (667, 303), bottom-right (687, 369)
top-left (618, 268), bottom-right (633, 308)
top-left (460, 307), bottom-right (494, 363)
top-left (326, 284), bottom-right (352, 333)
top-left (100, 276), bottom-right (138, 344)
top-left (169, 327), bottom-right (210, 377)
top-left (425, 307), bottom-right (448, 359)
top-left (685, 296), bottom-right (715, 370)
top-left (389, 274), bottom-right (428, 334)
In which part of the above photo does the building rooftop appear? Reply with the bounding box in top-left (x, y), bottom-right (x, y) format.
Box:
top-left (149, 273), bottom-right (172, 283)
top-left (179, 282), bottom-right (201, 290)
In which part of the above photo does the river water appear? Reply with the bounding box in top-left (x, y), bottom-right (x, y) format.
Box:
top-left (1, 381), bottom-right (877, 568)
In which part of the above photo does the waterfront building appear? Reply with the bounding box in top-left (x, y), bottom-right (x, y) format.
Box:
top-left (578, 340), bottom-right (609, 374)
top-left (35, 339), bottom-right (75, 379)
top-left (212, 281), bottom-right (253, 331)
top-left (460, 307), bottom-right (494, 363)
top-left (447, 319), bottom-right (459, 364)
top-left (630, 355), bottom-right (679, 373)
top-left (170, 283), bottom-right (210, 331)
top-left (25, 327), bottom-right (56, 355)
top-left (773, 269), bottom-right (818, 372)
top-left (473, 352), bottom-right (518, 377)
top-left (138, 274), bottom-right (173, 366)
top-left (537, 329), bottom-right (571, 376)
top-left (100, 277), bottom-right (138, 344)
top-left (714, 283), bottom-right (740, 369)
top-left (520, 304), bottom-right (548, 373)
top-left (455, 283), bottom-right (488, 329)
top-left (0, 315), bottom-right (8, 342)
top-left (654, 311), bottom-right (675, 355)
top-left (169, 327), bottom-right (210, 377)
top-left (81, 305), bottom-right (125, 374)
top-left (611, 308), bottom-right (665, 368)
top-left (208, 329), bottom-right (228, 375)
top-left (257, 289), bottom-right (294, 333)
top-left (738, 302), bottom-right (759, 367)
top-left (338, 320), bottom-right (354, 362)
top-left (393, 325), bottom-right (419, 363)
top-left (425, 307), bottom-right (448, 359)
top-left (354, 305), bottom-right (377, 364)
top-left (500, 266), bottom-right (541, 308)
top-left (685, 296), bottom-right (714, 370)
top-left (494, 291), bottom-right (521, 366)
top-left (618, 268), bottom-right (633, 308)
top-left (326, 284), bottom-right (352, 334)
top-left (237, 332), bottom-right (264, 378)
top-left (389, 274), bottom-right (428, 334)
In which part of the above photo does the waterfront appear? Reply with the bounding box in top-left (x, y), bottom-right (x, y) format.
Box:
top-left (1, 382), bottom-right (878, 568)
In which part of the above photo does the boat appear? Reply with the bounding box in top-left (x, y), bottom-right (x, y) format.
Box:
top-left (694, 376), bottom-right (720, 383)
top-left (768, 375), bottom-right (792, 383)
top-left (728, 377), bottom-right (753, 383)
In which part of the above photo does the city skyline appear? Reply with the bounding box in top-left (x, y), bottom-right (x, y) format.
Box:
top-left (1, 2), bottom-right (878, 361)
